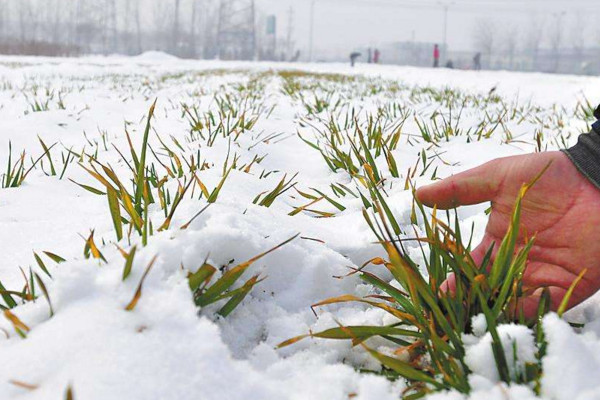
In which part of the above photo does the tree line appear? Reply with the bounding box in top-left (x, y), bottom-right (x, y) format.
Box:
top-left (0, 0), bottom-right (226, 58)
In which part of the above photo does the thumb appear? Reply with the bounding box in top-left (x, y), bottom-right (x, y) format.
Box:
top-left (416, 160), bottom-right (504, 209)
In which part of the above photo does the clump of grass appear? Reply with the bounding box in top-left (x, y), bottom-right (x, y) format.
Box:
top-left (24, 93), bottom-right (51, 113)
top-left (574, 96), bottom-right (597, 121)
top-left (181, 74), bottom-right (271, 148)
top-left (189, 235), bottom-right (298, 317)
top-left (83, 230), bottom-right (108, 262)
top-left (280, 168), bottom-right (579, 397)
top-left (288, 187), bottom-right (346, 218)
top-left (74, 99), bottom-right (242, 247)
top-left (74, 100), bottom-right (200, 244)
top-left (253, 173), bottom-right (298, 207)
top-left (2, 142), bottom-right (26, 188)
top-left (0, 251), bottom-right (63, 332)
top-left (2, 141), bottom-right (55, 188)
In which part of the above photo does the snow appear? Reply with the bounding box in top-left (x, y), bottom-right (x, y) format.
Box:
top-left (471, 314), bottom-right (488, 338)
top-left (465, 324), bottom-right (537, 383)
top-left (133, 51), bottom-right (181, 62)
top-left (542, 314), bottom-right (600, 400)
top-left (0, 54), bottom-right (599, 399)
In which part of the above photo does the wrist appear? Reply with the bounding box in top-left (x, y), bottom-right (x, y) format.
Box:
top-left (562, 125), bottom-right (600, 191)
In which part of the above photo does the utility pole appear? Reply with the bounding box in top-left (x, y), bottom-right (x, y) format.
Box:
top-left (309, 0), bottom-right (316, 62)
top-left (439, 1), bottom-right (454, 63)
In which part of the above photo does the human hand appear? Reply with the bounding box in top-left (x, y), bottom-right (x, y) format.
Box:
top-left (416, 151), bottom-right (600, 318)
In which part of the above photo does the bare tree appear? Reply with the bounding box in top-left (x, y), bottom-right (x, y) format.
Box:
top-left (549, 12), bottom-right (566, 72)
top-left (172, 0), bottom-right (181, 54)
top-left (50, 0), bottom-right (64, 45)
top-left (132, 0), bottom-right (143, 54)
top-left (202, 1), bottom-right (220, 58)
top-left (17, 0), bottom-right (31, 43)
top-left (106, 0), bottom-right (118, 53)
top-left (525, 16), bottom-right (545, 71)
top-left (569, 13), bottom-right (586, 73)
top-left (473, 19), bottom-right (496, 68)
top-left (120, 0), bottom-right (143, 54)
top-left (503, 24), bottom-right (520, 70)
top-left (0, 0), bottom-right (7, 39)
top-left (152, 1), bottom-right (170, 51)
top-left (189, 0), bottom-right (198, 57)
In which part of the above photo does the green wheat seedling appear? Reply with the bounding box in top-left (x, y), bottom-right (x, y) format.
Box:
top-left (0, 251), bottom-right (63, 317)
top-left (574, 97), bottom-right (596, 120)
top-left (2, 141), bottom-right (56, 188)
top-left (288, 187), bottom-right (346, 218)
top-left (189, 235), bottom-right (298, 317)
top-left (75, 100), bottom-right (238, 244)
top-left (180, 73), bottom-right (272, 147)
top-left (573, 97), bottom-right (597, 132)
top-left (280, 167), bottom-right (582, 397)
top-left (300, 91), bottom-right (340, 116)
top-left (57, 147), bottom-right (77, 179)
top-left (3, 309), bottom-right (30, 338)
top-left (2, 142), bottom-right (26, 188)
top-left (20, 85), bottom-right (70, 113)
top-left (75, 157), bottom-right (150, 244)
top-left (253, 173), bottom-right (298, 207)
top-left (0, 79), bottom-right (13, 91)
top-left (278, 70), bottom-right (371, 103)
top-left (297, 105), bottom-right (408, 179)
top-left (37, 137), bottom-right (59, 177)
top-left (151, 134), bottom-right (186, 179)
top-left (288, 74), bottom-right (542, 153)
top-left (57, 91), bottom-right (67, 110)
top-left (74, 101), bottom-right (187, 244)
top-left (115, 230), bottom-right (298, 318)
top-left (192, 160), bottom-right (234, 204)
top-left (24, 93), bottom-right (51, 113)
top-left (182, 99), bottom-right (264, 147)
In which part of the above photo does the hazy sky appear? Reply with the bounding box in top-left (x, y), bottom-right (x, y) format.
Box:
top-left (257, 0), bottom-right (600, 57)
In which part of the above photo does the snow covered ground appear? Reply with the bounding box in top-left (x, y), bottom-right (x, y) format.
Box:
top-left (0, 54), bottom-right (599, 400)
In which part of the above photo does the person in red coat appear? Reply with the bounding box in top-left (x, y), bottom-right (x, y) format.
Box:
top-left (433, 44), bottom-right (440, 68)
top-left (373, 49), bottom-right (381, 64)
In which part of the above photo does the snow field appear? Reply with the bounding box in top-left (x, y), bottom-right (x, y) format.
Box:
top-left (0, 54), bottom-right (599, 399)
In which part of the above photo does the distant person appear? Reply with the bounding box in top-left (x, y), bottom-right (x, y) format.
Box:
top-left (473, 52), bottom-right (482, 70)
top-left (433, 44), bottom-right (440, 68)
top-left (373, 49), bottom-right (381, 64)
top-left (350, 52), bottom-right (361, 67)
top-left (368, 48), bottom-right (373, 64)
top-left (291, 50), bottom-right (301, 62)
top-left (445, 60), bottom-right (454, 69)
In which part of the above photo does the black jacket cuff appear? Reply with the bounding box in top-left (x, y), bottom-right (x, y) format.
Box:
top-left (562, 105), bottom-right (600, 190)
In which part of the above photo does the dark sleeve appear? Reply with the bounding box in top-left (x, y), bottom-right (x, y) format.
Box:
top-left (562, 105), bottom-right (600, 190)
